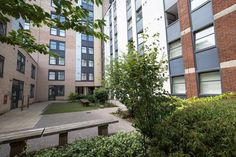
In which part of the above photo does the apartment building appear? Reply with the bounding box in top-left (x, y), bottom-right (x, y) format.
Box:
top-left (165, 0), bottom-right (236, 98)
top-left (30, 0), bottom-right (103, 102)
top-left (0, 18), bottom-right (38, 114)
top-left (0, 0), bottom-right (103, 114)
top-left (102, 0), bottom-right (236, 98)
top-left (102, 0), bottom-right (171, 91)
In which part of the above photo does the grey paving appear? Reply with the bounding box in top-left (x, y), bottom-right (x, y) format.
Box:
top-left (0, 101), bottom-right (134, 157)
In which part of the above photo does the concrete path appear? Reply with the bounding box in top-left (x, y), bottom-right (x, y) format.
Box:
top-left (0, 100), bottom-right (134, 157)
top-left (0, 101), bottom-right (49, 133)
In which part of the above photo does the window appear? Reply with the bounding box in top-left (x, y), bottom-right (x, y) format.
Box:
top-left (88, 48), bottom-right (94, 54)
top-left (169, 40), bottom-right (182, 59)
top-left (191, 0), bottom-right (208, 11)
top-left (49, 70), bottom-right (65, 81)
top-left (0, 55), bottom-right (4, 77)
top-left (81, 73), bottom-right (87, 80)
top-left (49, 71), bottom-right (56, 80)
top-left (59, 42), bottom-right (65, 51)
top-left (82, 47), bottom-right (87, 53)
top-left (30, 84), bottom-right (35, 98)
top-left (88, 35), bottom-right (94, 41)
top-left (49, 40), bottom-right (65, 65)
top-left (17, 51), bottom-right (25, 73)
top-left (82, 59), bottom-right (87, 67)
top-left (49, 85), bottom-right (65, 96)
top-left (0, 21), bottom-right (6, 36)
top-left (24, 20), bottom-right (30, 30)
top-left (136, 8), bottom-right (142, 22)
top-left (195, 26), bottom-right (215, 51)
top-left (50, 12), bottom-right (65, 37)
top-left (89, 11), bottom-right (93, 18)
top-left (200, 71), bottom-right (221, 95)
top-left (18, 81), bottom-right (24, 100)
top-left (82, 34), bottom-right (87, 40)
top-left (165, 3), bottom-right (179, 26)
top-left (50, 41), bottom-right (57, 49)
top-left (137, 33), bottom-right (144, 53)
top-left (88, 60), bottom-right (94, 67)
top-left (89, 73), bottom-right (94, 81)
top-left (172, 76), bottom-right (186, 94)
top-left (49, 56), bottom-right (56, 65)
top-left (31, 64), bottom-right (36, 79)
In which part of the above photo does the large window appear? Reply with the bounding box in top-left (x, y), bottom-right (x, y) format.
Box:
top-left (0, 21), bottom-right (7, 36)
top-left (169, 39), bottom-right (182, 59)
top-left (195, 26), bottom-right (215, 51)
top-left (24, 20), bottom-right (30, 30)
top-left (82, 47), bottom-right (87, 54)
top-left (88, 60), bottom-right (94, 67)
top-left (48, 70), bottom-right (65, 81)
top-left (136, 8), bottom-right (143, 23)
top-left (0, 55), bottom-right (4, 77)
top-left (49, 40), bottom-right (65, 65)
top-left (89, 73), bottom-right (94, 81)
top-left (200, 71), bottom-right (221, 95)
top-left (81, 73), bottom-right (87, 81)
top-left (30, 84), bottom-right (35, 98)
top-left (31, 64), bottom-right (36, 79)
top-left (191, 0), bottom-right (208, 11)
top-left (50, 12), bottom-right (65, 37)
top-left (88, 48), bottom-right (94, 54)
top-left (17, 51), bottom-right (25, 73)
top-left (172, 76), bottom-right (186, 95)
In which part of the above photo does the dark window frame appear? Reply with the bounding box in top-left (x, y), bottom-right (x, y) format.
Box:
top-left (30, 84), bottom-right (35, 98)
top-left (49, 40), bottom-right (65, 66)
top-left (48, 70), bottom-right (65, 81)
top-left (0, 55), bottom-right (4, 77)
top-left (49, 85), bottom-right (65, 96)
top-left (0, 20), bottom-right (7, 36)
top-left (31, 64), bottom-right (36, 79)
top-left (17, 51), bottom-right (25, 74)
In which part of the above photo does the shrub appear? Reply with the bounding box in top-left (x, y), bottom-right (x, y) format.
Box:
top-left (68, 92), bottom-right (78, 102)
top-left (94, 87), bottom-right (109, 103)
top-left (29, 132), bottom-right (145, 157)
top-left (86, 94), bottom-right (96, 103)
top-left (150, 99), bottom-right (236, 157)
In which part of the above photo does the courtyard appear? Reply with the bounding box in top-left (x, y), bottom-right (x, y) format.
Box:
top-left (0, 101), bottom-right (134, 157)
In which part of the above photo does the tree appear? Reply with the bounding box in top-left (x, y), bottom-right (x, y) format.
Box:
top-left (0, 0), bottom-right (108, 55)
top-left (106, 33), bottom-right (177, 155)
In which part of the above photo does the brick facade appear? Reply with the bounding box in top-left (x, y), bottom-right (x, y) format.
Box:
top-left (213, 1), bottom-right (236, 93)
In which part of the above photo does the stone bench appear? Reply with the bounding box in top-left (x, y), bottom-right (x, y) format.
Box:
top-left (0, 119), bottom-right (119, 157)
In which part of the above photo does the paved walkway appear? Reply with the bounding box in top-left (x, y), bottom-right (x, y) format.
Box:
top-left (0, 101), bottom-right (49, 133)
top-left (0, 100), bottom-right (134, 157)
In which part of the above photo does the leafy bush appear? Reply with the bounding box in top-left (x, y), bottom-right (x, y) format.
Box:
top-left (68, 92), bottom-right (78, 102)
top-left (86, 94), bottom-right (96, 103)
top-left (29, 132), bottom-right (145, 157)
top-left (94, 87), bottom-right (109, 103)
top-left (150, 98), bottom-right (236, 157)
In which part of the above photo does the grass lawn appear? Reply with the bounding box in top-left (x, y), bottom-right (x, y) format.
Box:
top-left (42, 102), bottom-right (116, 115)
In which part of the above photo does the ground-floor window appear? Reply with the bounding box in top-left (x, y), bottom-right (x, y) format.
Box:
top-left (199, 71), bottom-right (221, 95)
top-left (49, 85), bottom-right (65, 98)
top-left (172, 76), bottom-right (186, 95)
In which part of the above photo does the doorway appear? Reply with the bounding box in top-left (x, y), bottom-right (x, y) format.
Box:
top-left (11, 80), bottom-right (24, 109)
top-left (48, 86), bottom-right (56, 100)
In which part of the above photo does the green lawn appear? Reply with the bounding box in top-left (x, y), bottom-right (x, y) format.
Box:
top-left (42, 102), bottom-right (116, 115)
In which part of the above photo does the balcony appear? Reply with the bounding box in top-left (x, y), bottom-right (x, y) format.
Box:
top-left (164, 0), bottom-right (177, 11)
top-left (167, 20), bottom-right (181, 43)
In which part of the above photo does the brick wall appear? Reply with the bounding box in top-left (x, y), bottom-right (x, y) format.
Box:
top-left (221, 67), bottom-right (236, 92)
top-left (212, 0), bottom-right (236, 14)
top-left (213, 1), bottom-right (236, 93)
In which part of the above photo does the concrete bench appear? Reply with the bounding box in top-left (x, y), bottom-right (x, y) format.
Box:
top-left (80, 99), bottom-right (90, 106)
top-left (0, 119), bottom-right (119, 157)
